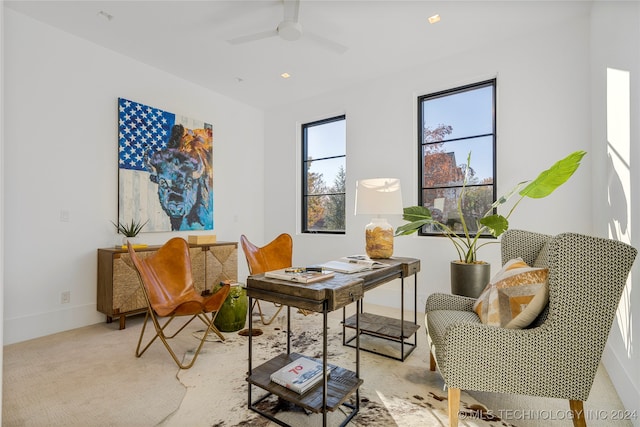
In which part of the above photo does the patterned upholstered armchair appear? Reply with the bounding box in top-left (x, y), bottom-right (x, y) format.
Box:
top-left (425, 229), bottom-right (637, 427)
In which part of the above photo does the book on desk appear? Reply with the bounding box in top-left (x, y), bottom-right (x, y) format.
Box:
top-left (270, 356), bottom-right (332, 394)
top-left (317, 256), bottom-right (387, 274)
top-left (264, 268), bottom-right (335, 284)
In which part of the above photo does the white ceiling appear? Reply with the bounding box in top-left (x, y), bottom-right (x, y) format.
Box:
top-left (5, 0), bottom-right (592, 110)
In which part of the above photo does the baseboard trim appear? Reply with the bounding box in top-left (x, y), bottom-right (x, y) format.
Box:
top-left (602, 344), bottom-right (640, 427)
top-left (4, 303), bottom-right (103, 345)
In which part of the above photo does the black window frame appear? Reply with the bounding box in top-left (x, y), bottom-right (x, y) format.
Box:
top-left (301, 115), bottom-right (346, 235)
top-left (417, 79), bottom-right (497, 237)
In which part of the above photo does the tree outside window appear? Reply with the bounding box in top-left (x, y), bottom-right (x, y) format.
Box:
top-left (302, 116), bottom-right (346, 234)
top-left (418, 80), bottom-right (496, 236)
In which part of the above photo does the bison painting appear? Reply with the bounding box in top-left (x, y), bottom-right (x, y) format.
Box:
top-left (146, 124), bottom-right (213, 231)
top-left (117, 98), bottom-right (214, 232)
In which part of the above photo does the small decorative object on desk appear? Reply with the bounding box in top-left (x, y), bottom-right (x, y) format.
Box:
top-left (270, 356), bottom-right (332, 394)
top-left (187, 234), bottom-right (217, 245)
top-left (264, 268), bottom-right (335, 284)
top-left (318, 256), bottom-right (387, 274)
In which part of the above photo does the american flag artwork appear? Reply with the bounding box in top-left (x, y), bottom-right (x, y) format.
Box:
top-left (118, 98), bottom-right (214, 232)
top-left (118, 98), bottom-right (176, 171)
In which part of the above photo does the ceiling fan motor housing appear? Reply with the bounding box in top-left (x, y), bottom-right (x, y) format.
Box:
top-left (277, 20), bottom-right (303, 41)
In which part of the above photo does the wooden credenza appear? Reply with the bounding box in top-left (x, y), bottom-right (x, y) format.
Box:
top-left (97, 241), bottom-right (238, 329)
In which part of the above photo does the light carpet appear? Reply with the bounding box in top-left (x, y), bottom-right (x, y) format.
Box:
top-left (3, 304), bottom-right (511, 427)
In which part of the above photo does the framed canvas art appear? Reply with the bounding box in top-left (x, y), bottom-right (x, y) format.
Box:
top-left (118, 97), bottom-right (214, 232)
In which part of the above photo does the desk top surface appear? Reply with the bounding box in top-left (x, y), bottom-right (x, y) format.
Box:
top-left (246, 256), bottom-right (419, 312)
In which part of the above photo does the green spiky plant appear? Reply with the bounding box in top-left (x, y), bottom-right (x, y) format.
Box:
top-left (395, 150), bottom-right (587, 263)
top-left (111, 218), bottom-right (148, 237)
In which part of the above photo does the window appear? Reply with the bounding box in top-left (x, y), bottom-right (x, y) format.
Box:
top-left (418, 79), bottom-right (496, 236)
top-left (302, 115), bottom-right (346, 234)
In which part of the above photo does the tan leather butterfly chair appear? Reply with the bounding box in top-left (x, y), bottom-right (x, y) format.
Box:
top-left (240, 233), bottom-right (293, 325)
top-left (127, 238), bottom-right (231, 369)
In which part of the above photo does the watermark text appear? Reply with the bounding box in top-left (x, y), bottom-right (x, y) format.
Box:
top-left (460, 408), bottom-right (638, 422)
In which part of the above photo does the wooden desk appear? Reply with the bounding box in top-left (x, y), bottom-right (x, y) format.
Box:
top-left (245, 257), bottom-right (419, 426)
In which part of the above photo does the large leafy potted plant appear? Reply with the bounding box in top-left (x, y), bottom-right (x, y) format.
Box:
top-left (395, 150), bottom-right (586, 297)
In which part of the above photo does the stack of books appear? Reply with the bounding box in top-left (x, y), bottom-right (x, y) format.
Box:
top-left (270, 356), bottom-right (332, 394)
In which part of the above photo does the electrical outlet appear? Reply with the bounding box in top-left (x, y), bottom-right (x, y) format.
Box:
top-left (61, 291), bottom-right (71, 304)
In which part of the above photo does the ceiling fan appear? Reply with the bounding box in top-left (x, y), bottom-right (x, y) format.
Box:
top-left (227, 0), bottom-right (348, 54)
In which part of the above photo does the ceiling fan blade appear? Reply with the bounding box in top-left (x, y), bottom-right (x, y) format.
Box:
top-left (227, 29), bottom-right (279, 45)
top-left (304, 31), bottom-right (348, 54)
top-left (282, 0), bottom-right (300, 23)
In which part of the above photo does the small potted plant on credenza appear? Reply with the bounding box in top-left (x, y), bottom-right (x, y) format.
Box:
top-left (112, 218), bottom-right (148, 249)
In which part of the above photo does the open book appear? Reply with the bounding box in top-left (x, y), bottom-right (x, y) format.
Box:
top-left (317, 256), bottom-right (387, 274)
top-left (270, 356), bottom-right (332, 394)
top-left (264, 268), bottom-right (335, 283)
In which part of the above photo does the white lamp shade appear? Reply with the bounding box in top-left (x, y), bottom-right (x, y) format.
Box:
top-left (355, 178), bottom-right (403, 215)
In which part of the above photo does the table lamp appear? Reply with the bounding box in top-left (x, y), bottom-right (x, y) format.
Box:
top-left (355, 178), bottom-right (403, 259)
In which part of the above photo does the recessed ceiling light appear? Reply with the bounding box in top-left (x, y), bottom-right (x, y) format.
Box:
top-left (280, 73), bottom-right (291, 79)
top-left (428, 14), bottom-right (441, 24)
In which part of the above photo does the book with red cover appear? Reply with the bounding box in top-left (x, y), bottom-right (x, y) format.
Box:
top-left (269, 356), bottom-right (331, 394)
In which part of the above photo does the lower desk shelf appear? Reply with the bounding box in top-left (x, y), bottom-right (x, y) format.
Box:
top-left (248, 352), bottom-right (362, 414)
top-left (343, 312), bottom-right (420, 360)
top-left (343, 312), bottom-right (420, 339)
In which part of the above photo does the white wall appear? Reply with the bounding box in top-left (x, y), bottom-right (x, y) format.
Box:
top-left (591, 2), bottom-right (640, 421)
top-left (2, 9), bottom-right (263, 344)
top-left (1, 1), bottom-right (6, 423)
top-left (264, 15), bottom-right (592, 310)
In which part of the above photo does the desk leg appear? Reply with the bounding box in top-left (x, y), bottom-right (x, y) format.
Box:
top-left (342, 300), bottom-right (357, 346)
top-left (410, 273), bottom-right (418, 353)
top-left (341, 303), bottom-right (354, 346)
top-left (356, 299), bottom-right (360, 377)
top-left (414, 273), bottom-right (418, 335)
top-left (398, 274), bottom-right (420, 361)
top-left (322, 300), bottom-right (328, 427)
top-left (287, 305), bottom-right (291, 355)
top-left (247, 296), bottom-right (253, 409)
top-left (401, 277), bottom-right (405, 360)
top-left (356, 298), bottom-right (361, 412)
top-left (342, 307), bottom-right (346, 346)
top-left (342, 295), bottom-right (364, 346)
